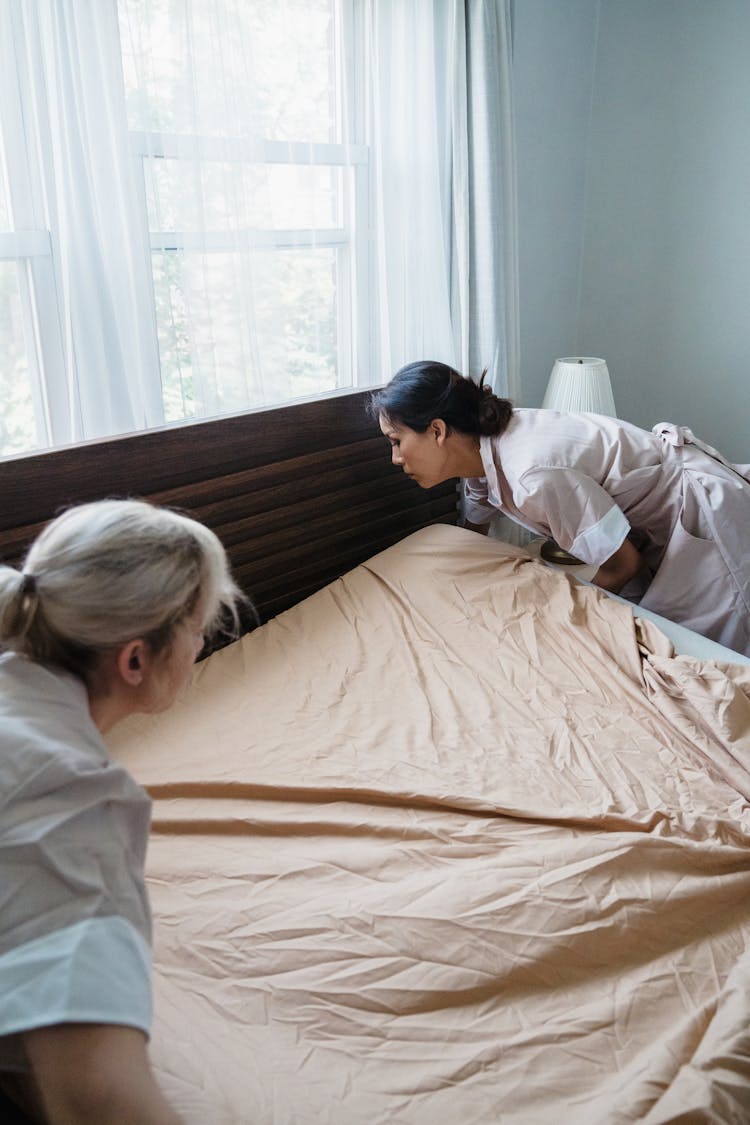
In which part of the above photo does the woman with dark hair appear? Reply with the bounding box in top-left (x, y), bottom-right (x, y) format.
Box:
top-left (371, 359), bottom-right (750, 656)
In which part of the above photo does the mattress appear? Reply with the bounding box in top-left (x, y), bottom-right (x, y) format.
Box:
top-left (108, 524), bottom-right (750, 1124)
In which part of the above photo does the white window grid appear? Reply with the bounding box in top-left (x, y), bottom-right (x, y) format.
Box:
top-left (129, 129), bottom-right (371, 403)
top-left (1, 0), bottom-right (373, 455)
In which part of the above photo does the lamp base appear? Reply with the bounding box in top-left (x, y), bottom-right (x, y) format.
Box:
top-left (539, 539), bottom-right (585, 566)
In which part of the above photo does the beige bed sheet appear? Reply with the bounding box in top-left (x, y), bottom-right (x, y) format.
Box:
top-left (109, 525), bottom-right (750, 1124)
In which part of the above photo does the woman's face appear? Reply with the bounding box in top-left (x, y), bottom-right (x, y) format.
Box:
top-left (88, 600), bottom-right (208, 734)
top-left (146, 602), bottom-right (206, 713)
top-left (379, 414), bottom-right (450, 489)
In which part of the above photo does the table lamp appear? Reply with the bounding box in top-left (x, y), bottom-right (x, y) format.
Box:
top-left (542, 356), bottom-right (615, 415)
top-left (540, 356), bottom-right (616, 564)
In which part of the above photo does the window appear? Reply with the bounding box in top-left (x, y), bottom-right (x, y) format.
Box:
top-left (0, 7), bottom-right (66, 456)
top-left (0, 1), bottom-right (515, 460)
top-left (0, 0), bottom-right (369, 456)
top-left (120, 0), bottom-right (368, 424)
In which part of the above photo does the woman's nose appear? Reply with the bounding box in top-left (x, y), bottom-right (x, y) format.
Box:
top-left (391, 447), bottom-right (403, 465)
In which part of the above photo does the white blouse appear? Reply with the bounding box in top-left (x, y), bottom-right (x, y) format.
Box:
top-left (462, 409), bottom-right (750, 654)
top-left (0, 653), bottom-right (152, 1071)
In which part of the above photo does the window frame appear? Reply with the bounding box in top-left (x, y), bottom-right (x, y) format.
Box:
top-left (0, 3), bottom-right (68, 452)
top-left (131, 130), bottom-right (370, 397)
top-left (1, 0), bottom-right (376, 459)
top-left (125, 0), bottom-right (372, 425)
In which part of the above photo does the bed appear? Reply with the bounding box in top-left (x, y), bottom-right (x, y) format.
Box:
top-left (2, 392), bottom-right (750, 1123)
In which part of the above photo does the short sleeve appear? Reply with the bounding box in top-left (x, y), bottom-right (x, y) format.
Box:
top-left (0, 916), bottom-right (152, 1071)
top-left (518, 467), bottom-right (630, 567)
top-left (462, 477), bottom-right (496, 525)
top-left (0, 659), bottom-right (153, 1071)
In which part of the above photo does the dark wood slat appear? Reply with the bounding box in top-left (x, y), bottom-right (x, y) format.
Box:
top-left (236, 506), bottom-right (457, 593)
top-left (163, 456), bottom-right (416, 530)
top-left (0, 522), bottom-right (48, 563)
top-left (0, 389), bottom-right (460, 629)
top-left (246, 514), bottom-right (458, 616)
top-left (0, 391), bottom-right (380, 529)
top-left (213, 475), bottom-right (455, 546)
top-left (0, 483), bottom-right (458, 575)
top-left (0, 449), bottom-right (421, 562)
top-left (147, 435), bottom-right (391, 512)
top-left (224, 490), bottom-right (458, 568)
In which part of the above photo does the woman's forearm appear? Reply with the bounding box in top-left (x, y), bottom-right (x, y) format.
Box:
top-left (592, 538), bottom-right (643, 594)
top-left (41, 1082), bottom-right (182, 1125)
top-left (25, 1024), bottom-right (183, 1125)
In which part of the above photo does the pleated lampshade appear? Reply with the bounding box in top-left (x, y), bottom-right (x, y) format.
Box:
top-left (542, 356), bottom-right (616, 416)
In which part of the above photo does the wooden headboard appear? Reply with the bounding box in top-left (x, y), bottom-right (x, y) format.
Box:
top-left (0, 390), bottom-right (458, 627)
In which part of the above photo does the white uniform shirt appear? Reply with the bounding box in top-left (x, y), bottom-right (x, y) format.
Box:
top-left (462, 410), bottom-right (750, 654)
top-left (0, 653), bottom-right (152, 1072)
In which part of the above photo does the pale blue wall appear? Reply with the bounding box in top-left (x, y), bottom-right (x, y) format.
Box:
top-left (513, 0), bottom-right (599, 409)
top-left (580, 0), bottom-right (750, 459)
top-left (514, 0), bottom-right (750, 461)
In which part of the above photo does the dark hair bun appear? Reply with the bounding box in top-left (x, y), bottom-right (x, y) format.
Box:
top-left (476, 372), bottom-right (513, 436)
top-left (478, 387), bottom-right (512, 436)
top-left (370, 359), bottom-right (513, 438)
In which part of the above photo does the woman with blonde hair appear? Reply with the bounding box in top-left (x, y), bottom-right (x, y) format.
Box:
top-left (0, 498), bottom-right (242, 1124)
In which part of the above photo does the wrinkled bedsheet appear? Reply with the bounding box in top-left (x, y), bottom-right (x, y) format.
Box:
top-left (109, 525), bottom-right (750, 1124)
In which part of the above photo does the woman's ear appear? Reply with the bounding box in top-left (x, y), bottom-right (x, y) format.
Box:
top-left (431, 418), bottom-right (449, 445)
top-left (116, 639), bottom-right (147, 686)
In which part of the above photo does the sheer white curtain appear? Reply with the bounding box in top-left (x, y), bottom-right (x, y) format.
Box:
top-left (463, 0), bottom-right (519, 399)
top-left (7, 0), bottom-right (163, 444)
top-left (364, 0), bottom-right (519, 397)
top-left (118, 0), bottom-right (354, 423)
top-left (363, 1), bottom-right (457, 372)
top-left (0, 0), bottom-right (518, 453)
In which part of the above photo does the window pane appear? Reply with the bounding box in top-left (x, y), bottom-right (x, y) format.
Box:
top-left (120, 0), bottom-right (338, 143)
top-left (0, 180), bottom-right (11, 231)
top-left (151, 250), bottom-right (196, 423)
top-left (153, 247), bottom-right (338, 422)
top-left (0, 135), bottom-right (12, 231)
top-left (145, 158), bottom-right (343, 232)
top-left (0, 262), bottom-right (40, 457)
